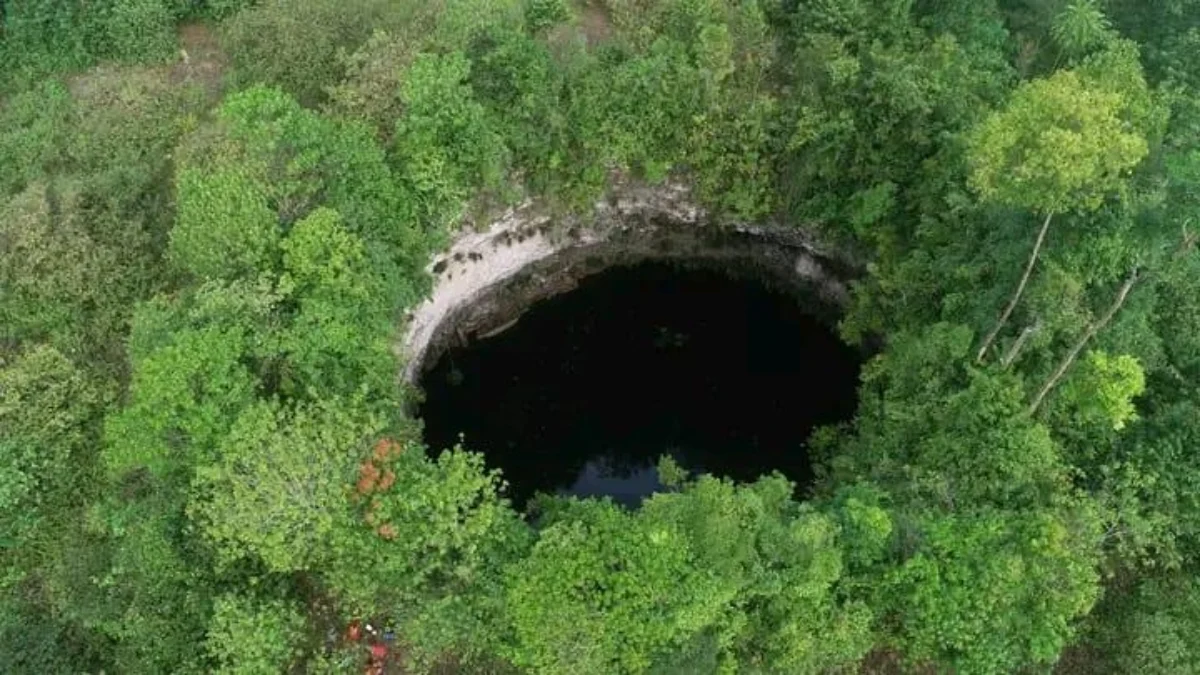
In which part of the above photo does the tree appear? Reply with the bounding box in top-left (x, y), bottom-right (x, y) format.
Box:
top-left (91, 0), bottom-right (177, 62)
top-left (103, 317), bottom-right (259, 479)
top-left (566, 39), bottom-right (705, 185)
top-left (219, 0), bottom-right (402, 106)
top-left (328, 30), bottom-right (425, 139)
top-left (875, 505), bottom-right (1102, 674)
top-left (0, 0), bottom-right (176, 88)
top-left (1153, 247), bottom-right (1200, 380)
top-left (464, 26), bottom-right (568, 197)
top-left (92, 494), bottom-right (217, 674)
top-left (1029, 272), bottom-right (1143, 415)
top-left (967, 58), bottom-right (1150, 362)
top-left (643, 473), bottom-right (878, 674)
top-left (0, 346), bottom-right (104, 589)
top-left (1087, 398), bottom-right (1200, 570)
top-left (829, 323), bottom-right (1071, 510)
top-left (505, 498), bottom-right (724, 674)
top-left (524, 0), bottom-right (572, 34)
top-left (326, 442), bottom-right (530, 668)
top-left (1083, 573), bottom-right (1200, 674)
top-left (0, 183), bottom-right (128, 358)
top-left (393, 51), bottom-right (511, 225)
top-left (190, 399), bottom-right (384, 572)
top-left (773, 2), bottom-right (1012, 237)
top-left (204, 593), bottom-right (307, 674)
top-left (505, 473), bottom-right (876, 675)
top-left (277, 207), bottom-right (395, 400)
top-left (212, 86), bottom-right (431, 305)
top-left (1049, 350), bottom-right (1146, 430)
top-left (0, 596), bottom-right (110, 675)
top-left (169, 168), bottom-right (280, 281)
top-left (687, 92), bottom-right (780, 219)
top-left (2, 64), bottom-right (209, 366)
top-left (820, 323), bottom-right (1105, 671)
top-left (1051, 0), bottom-right (1116, 58)
top-left (0, 81), bottom-right (71, 196)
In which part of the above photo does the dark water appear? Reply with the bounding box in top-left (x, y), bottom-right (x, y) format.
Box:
top-left (419, 262), bottom-right (861, 508)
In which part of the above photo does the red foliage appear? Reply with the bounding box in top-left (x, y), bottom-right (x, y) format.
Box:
top-left (372, 438), bottom-right (403, 463)
top-left (354, 438), bottom-right (408, 531)
top-left (356, 461), bottom-right (380, 495)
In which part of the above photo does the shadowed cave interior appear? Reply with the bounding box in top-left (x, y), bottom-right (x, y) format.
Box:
top-left (418, 261), bottom-right (863, 509)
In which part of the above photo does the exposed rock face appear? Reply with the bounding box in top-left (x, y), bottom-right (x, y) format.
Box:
top-left (397, 182), bottom-right (854, 383)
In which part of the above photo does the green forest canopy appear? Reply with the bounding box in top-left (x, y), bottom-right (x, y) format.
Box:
top-left (3, 0), bottom-right (1200, 673)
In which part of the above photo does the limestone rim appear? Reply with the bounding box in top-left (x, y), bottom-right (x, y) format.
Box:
top-left (396, 181), bottom-right (857, 385)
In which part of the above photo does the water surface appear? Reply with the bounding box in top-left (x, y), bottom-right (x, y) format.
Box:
top-left (419, 262), bottom-right (861, 508)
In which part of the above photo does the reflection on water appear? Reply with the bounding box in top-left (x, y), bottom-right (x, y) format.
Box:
top-left (561, 458), bottom-right (666, 507)
top-left (419, 262), bottom-right (861, 509)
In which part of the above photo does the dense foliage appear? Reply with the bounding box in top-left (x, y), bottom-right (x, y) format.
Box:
top-left (3, 1), bottom-right (1200, 673)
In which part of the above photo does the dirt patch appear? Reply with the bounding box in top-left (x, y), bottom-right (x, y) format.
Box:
top-left (67, 62), bottom-right (168, 106)
top-left (1053, 644), bottom-right (1108, 674)
top-left (171, 22), bottom-right (227, 98)
top-left (579, 3), bottom-right (614, 46)
top-left (858, 649), bottom-right (939, 674)
top-left (67, 22), bottom-right (226, 106)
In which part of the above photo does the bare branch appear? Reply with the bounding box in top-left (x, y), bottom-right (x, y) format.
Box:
top-left (1029, 269), bottom-right (1141, 416)
top-left (977, 211), bottom-right (1054, 363)
top-left (1177, 220), bottom-right (1197, 259)
top-left (1001, 321), bottom-right (1041, 368)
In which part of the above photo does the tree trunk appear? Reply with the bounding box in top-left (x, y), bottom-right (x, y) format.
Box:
top-left (1001, 321), bottom-right (1040, 368)
top-left (1028, 270), bottom-right (1141, 416)
top-left (976, 211), bottom-right (1054, 363)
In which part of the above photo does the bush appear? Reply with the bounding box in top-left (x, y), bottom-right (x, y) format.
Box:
top-left (220, 0), bottom-right (398, 106)
top-left (97, 0), bottom-right (178, 61)
top-left (524, 0), bottom-right (572, 33)
top-left (0, 81), bottom-right (73, 196)
top-left (202, 0), bottom-right (256, 19)
top-left (0, 0), bottom-right (177, 89)
top-left (1084, 575), bottom-right (1200, 674)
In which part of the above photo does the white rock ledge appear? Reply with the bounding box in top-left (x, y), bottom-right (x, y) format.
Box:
top-left (397, 182), bottom-right (853, 384)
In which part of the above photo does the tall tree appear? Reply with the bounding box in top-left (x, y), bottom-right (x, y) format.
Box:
top-left (967, 55), bottom-right (1150, 362)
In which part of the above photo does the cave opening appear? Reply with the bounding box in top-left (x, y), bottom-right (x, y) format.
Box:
top-left (418, 261), bottom-right (862, 509)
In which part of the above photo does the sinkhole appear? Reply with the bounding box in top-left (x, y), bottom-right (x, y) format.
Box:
top-left (418, 261), bottom-right (862, 508)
